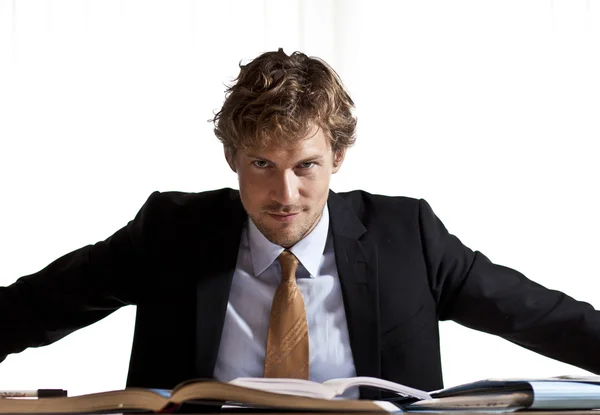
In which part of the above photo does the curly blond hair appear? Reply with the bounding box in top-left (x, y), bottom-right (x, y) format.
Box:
top-left (211, 49), bottom-right (356, 156)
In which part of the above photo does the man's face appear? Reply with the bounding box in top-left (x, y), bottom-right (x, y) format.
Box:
top-left (227, 126), bottom-right (345, 248)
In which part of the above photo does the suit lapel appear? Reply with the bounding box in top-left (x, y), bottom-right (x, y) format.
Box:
top-left (194, 191), bottom-right (247, 378)
top-left (328, 191), bottom-right (381, 392)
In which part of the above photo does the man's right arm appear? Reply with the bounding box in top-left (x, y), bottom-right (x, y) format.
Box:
top-left (0, 192), bottom-right (160, 363)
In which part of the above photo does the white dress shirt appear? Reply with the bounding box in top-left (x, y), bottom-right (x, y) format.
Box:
top-left (213, 205), bottom-right (358, 386)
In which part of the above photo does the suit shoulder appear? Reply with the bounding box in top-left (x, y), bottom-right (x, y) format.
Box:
top-left (137, 188), bottom-right (241, 223)
top-left (332, 190), bottom-right (432, 235)
top-left (335, 189), bottom-right (421, 211)
top-left (148, 188), bottom-right (239, 206)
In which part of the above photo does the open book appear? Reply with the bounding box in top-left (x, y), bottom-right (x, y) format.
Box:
top-left (408, 376), bottom-right (600, 411)
top-left (230, 376), bottom-right (431, 400)
top-left (0, 377), bottom-right (409, 414)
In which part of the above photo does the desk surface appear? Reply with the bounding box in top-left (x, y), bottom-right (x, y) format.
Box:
top-left (189, 412), bottom-right (600, 415)
top-left (233, 409), bottom-right (600, 415)
top-left (209, 412), bottom-right (600, 415)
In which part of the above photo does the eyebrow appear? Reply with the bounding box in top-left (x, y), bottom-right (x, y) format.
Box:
top-left (246, 154), bottom-right (325, 165)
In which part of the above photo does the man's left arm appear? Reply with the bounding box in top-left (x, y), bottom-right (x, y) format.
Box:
top-left (418, 198), bottom-right (600, 373)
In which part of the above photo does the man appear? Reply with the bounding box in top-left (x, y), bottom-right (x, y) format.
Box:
top-left (1, 50), bottom-right (599, 398)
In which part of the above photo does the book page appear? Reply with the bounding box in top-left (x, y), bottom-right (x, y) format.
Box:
top-left (322, 377), bottom-right (431, 400)
top-left (229, 376), bottom-right (431, 400)
top-left (529, 381), bottom-right (600, 409)
top-left (228, 378), bottom-right (336, 399)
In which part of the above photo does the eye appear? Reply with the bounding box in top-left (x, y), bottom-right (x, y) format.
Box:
top-left (298, 162), bottom-right (315, 169)
top-left (252, 160), bottom-right (270, 169)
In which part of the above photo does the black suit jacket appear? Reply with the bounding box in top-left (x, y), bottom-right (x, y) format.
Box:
top-left (1, 189), bottom-right (600, 396)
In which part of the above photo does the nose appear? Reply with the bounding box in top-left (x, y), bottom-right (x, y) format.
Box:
top-left (271, 170), bottom-right (300, 206)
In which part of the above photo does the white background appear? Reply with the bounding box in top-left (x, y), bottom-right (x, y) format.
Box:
top-left (0, 0), bottom-right (599, 396)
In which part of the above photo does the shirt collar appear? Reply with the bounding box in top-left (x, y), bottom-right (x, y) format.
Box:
top-left (248, 205), bottom-right (330, 278)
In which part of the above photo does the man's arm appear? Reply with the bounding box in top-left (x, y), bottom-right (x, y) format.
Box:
top-left (0, 192), bottom-right (159, 363)
top-left (419, 198), bottom-right (600, 373)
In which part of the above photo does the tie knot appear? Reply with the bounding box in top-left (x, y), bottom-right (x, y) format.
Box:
top-left (277, 250), bottom-right (299, 282)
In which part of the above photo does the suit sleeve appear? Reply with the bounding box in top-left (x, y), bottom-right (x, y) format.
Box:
top-left (0, 191), bottom-right (160, 363)
top-left (418, 198), bottom-right (600, 373)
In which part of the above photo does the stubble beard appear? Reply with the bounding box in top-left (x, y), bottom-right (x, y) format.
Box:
top-left (252, 209), bottom-right (323, 248)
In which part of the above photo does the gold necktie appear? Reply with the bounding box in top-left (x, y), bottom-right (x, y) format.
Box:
top-left (264, 250), bottom-right (309, 379)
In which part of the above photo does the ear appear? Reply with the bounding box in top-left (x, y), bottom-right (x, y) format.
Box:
top-left (332, 147), bottom-right (346, 174)
top-left (224, 147), bottom-right (237, 173)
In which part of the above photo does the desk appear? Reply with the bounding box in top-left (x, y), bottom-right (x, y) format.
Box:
top-left (149, 412), bottom-right (600, 415)
top-left (216, 413), bottom-right (599, 415)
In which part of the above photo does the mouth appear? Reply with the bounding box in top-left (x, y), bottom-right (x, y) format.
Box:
top-left (267, 212), bottom-right (300, 222)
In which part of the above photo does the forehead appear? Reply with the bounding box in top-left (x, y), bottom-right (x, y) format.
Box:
top-left (241, 127), bottom-right (331, 159)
